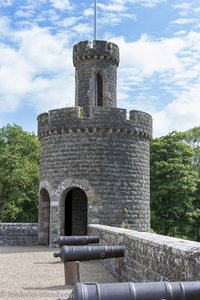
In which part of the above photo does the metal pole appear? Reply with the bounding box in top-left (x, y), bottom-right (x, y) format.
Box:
top-left (64, 261), bottom-right (80, 285)
top-left (94, 0), bottom-right (97, 40)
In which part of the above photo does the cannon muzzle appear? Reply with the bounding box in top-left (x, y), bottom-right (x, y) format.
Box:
top-left (69, 281), bottom-right (200, 300)
top-left (53, 252), bottom-right (60, 258)
top-left (54, 245), bottom-right (125, 263)
top-left (54, 235), bottom-right (100, 247)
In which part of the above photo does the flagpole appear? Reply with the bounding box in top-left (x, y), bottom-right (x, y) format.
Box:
top-left (94, 0), bottom-right (97, 40)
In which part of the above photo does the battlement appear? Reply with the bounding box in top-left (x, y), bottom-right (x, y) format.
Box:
top-left (73, 40), bottom-right (120, 67)
top-left (38, 106), bottom-right (152, 140)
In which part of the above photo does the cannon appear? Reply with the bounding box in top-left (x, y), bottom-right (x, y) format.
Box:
top-left (54, 245), bottom-right (125, 262)
top-left (54, 245), bottom-right (125, 285)
top-left (54, 235), bottom-right (100, 247)
top-left (69, 281), bottom-right (200, 300)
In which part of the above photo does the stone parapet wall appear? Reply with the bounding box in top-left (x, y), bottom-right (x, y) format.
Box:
top-left (0, 223), bottom-right (38, 246)
top-left (37, 107), bottom-right (152, 139)
top-left (73, 40), bottom-right (120, 67)
top-left (89, 224), bottom-right (200, 282)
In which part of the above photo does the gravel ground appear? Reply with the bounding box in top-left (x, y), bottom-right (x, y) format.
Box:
top-left (0, 246), bottom-right (117, 300)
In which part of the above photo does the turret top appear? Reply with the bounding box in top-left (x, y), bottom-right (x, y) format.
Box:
top-left (73, 40), bottom-right (120, 67)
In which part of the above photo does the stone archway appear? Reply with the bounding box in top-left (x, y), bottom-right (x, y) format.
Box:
top-left (38, 188), bottom-right (50, 245)
top-left (65, 187), bottom-right (88, 236)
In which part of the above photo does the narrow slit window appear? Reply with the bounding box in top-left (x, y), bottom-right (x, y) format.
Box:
top-left (96, 73), bottom-right (103, 106)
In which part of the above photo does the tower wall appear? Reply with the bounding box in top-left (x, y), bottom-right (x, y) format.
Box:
top-left (38, 107), bottom-right (152, 243)
top-left (73, 41), bottom-right (119, 112)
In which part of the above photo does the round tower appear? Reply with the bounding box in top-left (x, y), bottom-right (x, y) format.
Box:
top-left (73, 40), bottom-right (119, 114)
top-left (38, 40), bottom-right (152, 246)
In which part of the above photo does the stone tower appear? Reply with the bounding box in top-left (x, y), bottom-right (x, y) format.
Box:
top-left (38, 40), bottom-right (152, 246)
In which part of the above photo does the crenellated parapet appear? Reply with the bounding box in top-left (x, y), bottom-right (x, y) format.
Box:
top-left (38, 107), bottom-right (152, 140)
top-left (129, 110), bottom-right (153, 137)
top-left (73, 40), bottom-right (120, 67)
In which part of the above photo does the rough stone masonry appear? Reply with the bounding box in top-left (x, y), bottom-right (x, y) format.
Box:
top-left (89, 224), bottom-right (200, 282)
top-left (37, 40), bottom-right (152, 246)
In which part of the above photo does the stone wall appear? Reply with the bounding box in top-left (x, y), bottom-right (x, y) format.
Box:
top-left (0, 223), bottom-right (38, 246)
top-left (89, 224), bottom-right (200, 282)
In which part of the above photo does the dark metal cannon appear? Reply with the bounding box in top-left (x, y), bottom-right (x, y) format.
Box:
top-left (54, 235), bottom-right (100, 247)
top-left (54, 245), bottom-right (125, 285)
top-left (69, 281), bottom-right (200, 300)
top-left (54, 245), bottom-right (125, 262)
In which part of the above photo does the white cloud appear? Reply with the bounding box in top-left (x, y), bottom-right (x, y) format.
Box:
top-left (114, 35), bottom-right (185, 76)
top-left (109, 0), bottom-right (166, 7)
top-left (72, 23), bottom-right (93, 36)
top-left (99, 3), bottom-right (126, 12)
top-left (14, 9), bottom-right (35, 19)
top-left (153, 83), bottom-right (200, 136)
top-left (110, 30), bottom-right (200, 136)
top-left (0, 17), bottom-right (12, 37)
top-left (57, 16), bottom-right (83, 28)
top-left (29, 73), bottom-right (74, 112)
top-left (172, 2), bottom-right (192, 11)
top-left (14, 0), bottom-right (47, 13)
top-left (16, 27), bottom-right (72, 72)
top-left (0, 45), bottom-right (32, 112)
top-left (83, 8), bottom-right (94, 17)
top-left (95, 1), bottom-right (136, 27)
top-left (170, 18), bottom-right (197, 25)
top-left (49, 0), bottom-right (74, 11)
top-left (171, 1), bottom-right (200, 32)
top-left (0, 0), bottom-right (13, 7)
top-left (101, 12), bottom-right (136, 26)
top-left (134, 0), bottom-right (166, 7)
top-left (0, 24), bottom-right (75, 114)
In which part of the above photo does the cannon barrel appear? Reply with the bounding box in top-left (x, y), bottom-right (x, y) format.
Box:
top-left (54, 235), bottom-right (100, 247)
top-left (70, 281), bottom-right (200, 300)
top-left (54, 245), bottom-right (125, 262)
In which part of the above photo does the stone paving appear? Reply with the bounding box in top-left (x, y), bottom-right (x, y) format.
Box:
top-left (0, 246), bottom-right (117, 300)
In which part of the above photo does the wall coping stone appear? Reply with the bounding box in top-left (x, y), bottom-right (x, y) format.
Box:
top-left (89, 224), bottom-right (200, 281)
top-left (89, 224), bottom-right (200, 253)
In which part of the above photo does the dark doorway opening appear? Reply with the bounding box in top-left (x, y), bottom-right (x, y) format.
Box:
top-left (65, 188), bottom-right (88, 236)
top-left (96, 73), bottom-right (103, 106)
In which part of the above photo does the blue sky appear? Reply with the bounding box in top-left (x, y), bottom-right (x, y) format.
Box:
top-left (0, 0), bottom-right (200, 137)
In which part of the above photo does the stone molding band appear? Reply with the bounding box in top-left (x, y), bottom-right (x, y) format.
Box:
top-left (38, 127), bottom-right (151, 140)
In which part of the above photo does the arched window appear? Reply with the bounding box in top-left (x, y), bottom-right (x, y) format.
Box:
top-left (96, 73), bottom-right (103, 106)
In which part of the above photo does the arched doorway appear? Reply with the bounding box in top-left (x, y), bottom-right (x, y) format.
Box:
top-left (65, 187), bottom-right (88, 236)
top-left (38, 188), bottom-right (50, 245)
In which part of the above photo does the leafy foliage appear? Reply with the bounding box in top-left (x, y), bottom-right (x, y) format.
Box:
top-left (185, 127), bottom-right (200, 241)
top-left (0, 124), bottom-right (40, 222)
top-left (150, 131), bottom-right (199, 240)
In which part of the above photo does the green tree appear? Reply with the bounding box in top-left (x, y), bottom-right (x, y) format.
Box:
top-left (0, 124), bottom-right (40, 222)
top-left (150, 131), bottom-right (198, 239)
top-left (185, 127), bottom-right (200, 241)
top-left (186, 126), bottom-right (200, 173)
